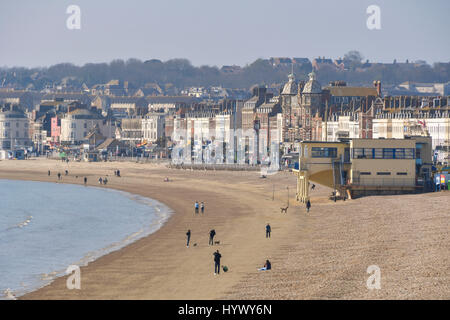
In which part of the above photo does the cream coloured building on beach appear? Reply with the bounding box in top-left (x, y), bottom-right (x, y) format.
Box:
top-left (294, 136), bottom-right (433, 202)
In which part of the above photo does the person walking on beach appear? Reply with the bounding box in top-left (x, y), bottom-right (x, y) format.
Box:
top-left (84, 177), bottom-right (87, 185)
top-left (306, 199), bottom-right (311, 213)
top-left (48, 170), bottom-right (51, 176)
top-left (57, 172), bottom-right (61, 181)
top-left (65, 170), bottom-right (68, 176)
top-left (103, 177), bottom-right (108, 185)
top-left (266, 224), bottom-right (271, 238)
top-left (186, 229), bottom-right (191, 247)
top-left (209, 229), bottom-right (216, 245)
top-left (99, 177), bottom-right (103, 185)
top-left (117, 170), bottom-right (121, 177)
top-left (200, 202), bottom-right (205, 214)
top-left (194, 201), bottom-right (199, 214)
top-left (213, 250), bottom-right (222, 275)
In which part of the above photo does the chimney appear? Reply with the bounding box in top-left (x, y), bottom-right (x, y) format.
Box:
top-left (374, 80), bottom-right (382, 97)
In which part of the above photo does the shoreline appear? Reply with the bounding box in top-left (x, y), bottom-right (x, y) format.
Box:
top-left (0, 179), bottom-right (174, 299)
top-left (0, 159), bottom-right (448, 299)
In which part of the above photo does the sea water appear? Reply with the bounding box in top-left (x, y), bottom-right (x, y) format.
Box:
top-left (0, 179), bottom-right (172, 299)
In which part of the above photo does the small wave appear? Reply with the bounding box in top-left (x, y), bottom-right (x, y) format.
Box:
top-left (3, 289), bottom-right (17, 300)
top-left (6, 215), bottom-right (33, 231)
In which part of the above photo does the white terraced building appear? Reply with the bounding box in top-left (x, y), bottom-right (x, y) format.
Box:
top-left (142, 113), bottom-right (165, 143)
top-left (0, 106), bottom-right (32, 150)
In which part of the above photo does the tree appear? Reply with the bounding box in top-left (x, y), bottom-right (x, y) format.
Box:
top-left (344, 50), bottom-right (364, 63)
top-left (344, 51), bottom-right (364, 70)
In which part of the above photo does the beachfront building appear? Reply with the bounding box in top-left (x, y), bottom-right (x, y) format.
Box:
top-left (142, 113), bottom-right (165, 143)
top-left (322, 113), bottom-right (360, 142)
top-left (60, 108), bottom-right (113, 144)
top-left (373, 110), bottom-right (450, 154)
top-left (294, 136), bottom-right (433, 202)
top-left (120, 118), bottom-right (143, 146)
top-left (0, 105), bottom-right (32, 150)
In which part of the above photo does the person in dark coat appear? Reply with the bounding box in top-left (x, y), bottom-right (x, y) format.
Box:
top-left (306, 200), bottom-right (311, 213)
top-left (266, 224), bottom-right (271, 238)
top-left (213, 250), bottom-right (222, 275)
top-left (186, 230), bottom-right (191, 247)
top-left (209, 229), bottom-right (216, 245)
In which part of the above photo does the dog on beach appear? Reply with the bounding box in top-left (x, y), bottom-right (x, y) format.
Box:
top-left (280, 206), bottom-right (289, 213)
top-left (214, 240), bottom-right (220, 245)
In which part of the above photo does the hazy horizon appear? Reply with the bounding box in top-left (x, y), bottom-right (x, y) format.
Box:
top-left (1, 0), bottom-right (449, 68)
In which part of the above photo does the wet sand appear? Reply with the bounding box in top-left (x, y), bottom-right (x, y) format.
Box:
top-left (0, 158), bottom-right (448, 299)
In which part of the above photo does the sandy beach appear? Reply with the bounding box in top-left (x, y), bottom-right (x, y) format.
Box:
top-left (0, 158), bottom-right (448, 300)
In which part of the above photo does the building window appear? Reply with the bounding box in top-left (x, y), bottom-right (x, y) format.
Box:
top-left (352, 148), bottom-right (364, 158)
top-left (360, 172), bottom-right (371, 175)
top-left (311, 147), bottom-right (337, 158)
top-left (405, 149), bottom-right (415, 159)
top-left (383, 148), bottom-right (394, 159)
top-left (395, 148), bottom-right (405, 159)
top-left (397, 172), bottom-right (408, 175)
top-left (377, 172), bottom-right (391, 175)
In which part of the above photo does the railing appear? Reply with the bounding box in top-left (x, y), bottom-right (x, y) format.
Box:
top-left (168, 163), bottom-right (263, 171)
top-left (350, 177), bottom-right (416, 187)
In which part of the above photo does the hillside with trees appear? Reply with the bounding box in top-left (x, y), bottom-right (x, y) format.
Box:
top-left (1, 52), bottom-right (449, 92)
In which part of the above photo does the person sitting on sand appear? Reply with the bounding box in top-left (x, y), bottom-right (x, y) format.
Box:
top-left (57, 173), bottom-right (61, 180)
top-left (99, 177), bottom-right (103, 185)
top-left (164, 177), bottom-right (169, 182)
top-left (65, 170), bottom-right (68, 176)
top-left (48, 170), bottom-right (51, 176)
top-left (84, 177), bottom-right (87, 185)
top-left (259, 260), bottom-right (272, 271)
top-left (117, 170), bottom-right (121, 177)
top-left (200, 202), bottom-right (205, 214)
top-left (103, 178), bottom-right (108, 185)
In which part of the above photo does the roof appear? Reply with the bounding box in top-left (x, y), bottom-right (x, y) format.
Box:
top-left (281, 74), bottom-right (298, 95)
top-left (147, 96), bottom-right (197, 104)
top-left (67, 108), bottom-right (103, 119)
top-left (302, 72), bottom-right (322, 94)
top-left (97, 138), bottom-right (121, 150)
top-left (325, 86), bottom-right (377, 97)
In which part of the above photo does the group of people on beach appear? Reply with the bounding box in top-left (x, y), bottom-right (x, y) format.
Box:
top-left (186, 222), bottom-right (274, 275)
top-left (183, 184), bottom-right (317, 275)
top-left (194, 201), bottom-right (205, 214)
top-left (98, 177), bottom-right (108, 185)
top-left (114, 170), bottom-right (121, 177)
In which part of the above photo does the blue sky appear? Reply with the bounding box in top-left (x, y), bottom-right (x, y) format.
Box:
top-left (0, 0), bottom-right (448, 68)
